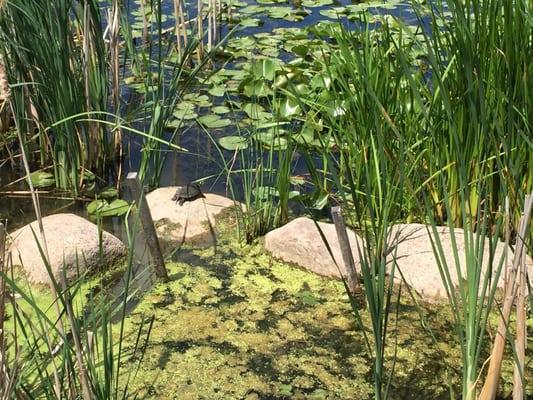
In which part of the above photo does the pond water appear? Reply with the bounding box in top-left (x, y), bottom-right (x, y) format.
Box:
top-left (0, 0), bottom-right (425, 235)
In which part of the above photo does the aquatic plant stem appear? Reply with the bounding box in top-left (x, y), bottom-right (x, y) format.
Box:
top-left (9, 100), bottom-right (64, 398)
top-left (512, 229), bottom-right (527, 400)
top-left (478, 192), bottom-right (532, 399)
top-left (0, 222), bottom-right (5, 389)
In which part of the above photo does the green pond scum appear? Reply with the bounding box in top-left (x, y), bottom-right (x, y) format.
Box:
top-left (117, 215), bottom-right (531, 399)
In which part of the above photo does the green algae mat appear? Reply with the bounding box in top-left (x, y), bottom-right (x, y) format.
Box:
top-left (121, 219), bottom-right (530, 399)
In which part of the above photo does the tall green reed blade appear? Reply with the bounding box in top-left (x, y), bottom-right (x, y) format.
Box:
top-left (0, 0), bottom-right (110, 194)
top-left (293, 21), bottom-right (421, 399)
top-left (1, 210), bottom-right (153, 399)
top-left (413, 0), bottom-right (532, 225)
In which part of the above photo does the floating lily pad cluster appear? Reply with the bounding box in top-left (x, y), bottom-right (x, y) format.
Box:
top-left (123, 0), bottom-right (427, 146)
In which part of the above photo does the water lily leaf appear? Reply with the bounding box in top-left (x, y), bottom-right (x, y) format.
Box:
top-left (218, 136), bottom-right (249, 150)
top-left (198, 114), bottom-right (232, 128)
top-left (319, 7), bottom-right (346, 18)
top-left (250, 58), bottom-right (282, 81)
top-left (276, 97), bottom-right (301, 118)
top-left (87, 199), bottom-right (106, 216)
top-left (268, 7), bottom-right (293, 19)
top-left (294, 126), bottom-right (315, 145)
top-left (242, 103), bottom-right (271, 120)
top-left (242, 79), bottom-right (274, 98)
top-left (310, 73), bottom-right (332, 90)
top-left (173, 108), bottom-right (198, 120)
top-left (291, 45), bottom-right (308, 57)
top-left (101, 199), bottom-right (129, 216)
top-left (87, 199), bottom-right (129, 217)
top-left (30, 171), bottom-right (55, 188)
top-left (212, 105), bottom-right (231, 114)
top-left (208, 85), bottom-right (226, 97)
top-left (254, 130), bottom-right (288, 149)
top-left (176, 101), bottom-right (196, 111)
top-left (98, 186), bottom-right (119, 199)
top-left (302, 0), bottom-right (333, 6)
top-left (240, 18), bottom-right (262, 27)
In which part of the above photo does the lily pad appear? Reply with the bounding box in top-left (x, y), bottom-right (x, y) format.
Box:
top-left (87, 199), bottom-right (129, 217)
top-left (98, 186), bottom-right (119, 199)
top-left (212, 105), bottom-right (231, 114)
top-left (30, 171), bottom-right (55, 188)
top-left (198, 115), bottom-right (232, 129)
top-left (218, 136), bottom-right (249, 150)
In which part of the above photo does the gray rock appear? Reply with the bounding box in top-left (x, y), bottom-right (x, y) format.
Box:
top-left (264, 217), bottom-right (364, 279)
top-left (8, 213), bottom-right (127, 284)
top-left (146, 187), bottom-right (238, 247)
top-left (387, 223), bottom-right (533, 301)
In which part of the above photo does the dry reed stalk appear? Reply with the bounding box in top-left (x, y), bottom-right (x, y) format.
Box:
top-left (197, 0), bottom-right (204, 61)
top-left (82, 4), bottom-right (99, 170)
top-left (0, 55), bottom-right (8, 102)
top-left (140, 0), bottom-right (149, 47)
top-left (173, 0), bottom-right (182, 56)
top-left (177, 0), bottom-right (189, 48)
top-left (207, 0), bottom-right (215, 51)
top-left (0, 55), bottom-right (10, 137)
top-left (512, 194), bottom-right (530, 399)
top-left (0, 222), bottom-right (6, 389)
top-left (479, 193), bottom-right (533, 400)
top-left (109, 2), bottom-right (123, 187)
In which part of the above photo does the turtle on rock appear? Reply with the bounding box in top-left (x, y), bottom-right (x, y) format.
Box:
top-left (171, 184), bottom-right (205, 206)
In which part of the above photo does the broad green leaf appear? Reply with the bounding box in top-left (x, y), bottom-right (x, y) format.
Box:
top-left (30, 171), bottom-right (55, 188)
top-left (198, 115), bottom-right (232, 128)
top-left (218, 136), bottom-right (249, 150)
top-left (98, 186), bottom-right (119, 199)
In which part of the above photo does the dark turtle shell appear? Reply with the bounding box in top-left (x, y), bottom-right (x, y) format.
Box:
top-left (171, 184), bottom-right (205, 205)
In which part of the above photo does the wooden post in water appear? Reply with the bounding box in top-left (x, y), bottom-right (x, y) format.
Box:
top-left (125, 173), bottom-right (168, 281)
top-left (331, 206), bottom-right (361, 295)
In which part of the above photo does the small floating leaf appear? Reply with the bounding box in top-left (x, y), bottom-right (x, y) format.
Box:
top-left (212, 105), bottom-right (231, 114)
top-left (218, 136), bottom-right (249, 150)
top-left (198, 114), bottom-right (232, 129)
top-left (30, 171), bottom-right (55, 188)
top-left (98, 186), bottom-right (119, 199)
top-left (87, 199), bottom-right (129, 217)
top-left (208, 85), bottom-right (226, 97)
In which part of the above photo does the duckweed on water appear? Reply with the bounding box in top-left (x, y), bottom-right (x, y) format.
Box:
top-left (121, 218), bottom-right (523, 399)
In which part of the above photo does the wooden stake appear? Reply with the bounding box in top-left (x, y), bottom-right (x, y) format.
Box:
top-left (125, 172), bottom-right (168, 281)
top-left (331, 206), bottom-right (361, 295)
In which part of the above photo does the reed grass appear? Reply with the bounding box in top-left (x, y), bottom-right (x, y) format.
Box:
top-left (287, 0), bottom-right (532, 396)
top-left (0, 205), bottom-right (153, 400)
top-left (1, 0), bottom-right (228, 193)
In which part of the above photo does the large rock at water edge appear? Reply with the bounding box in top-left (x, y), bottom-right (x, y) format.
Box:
top-left (9, 213), bottom-right (127, 284)
top-left (387, 223), bottom-right (533, 301)
top-left (264, 217), bottom-right (364, 279)
top-left (146, 187), bottom-right (238, 247)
